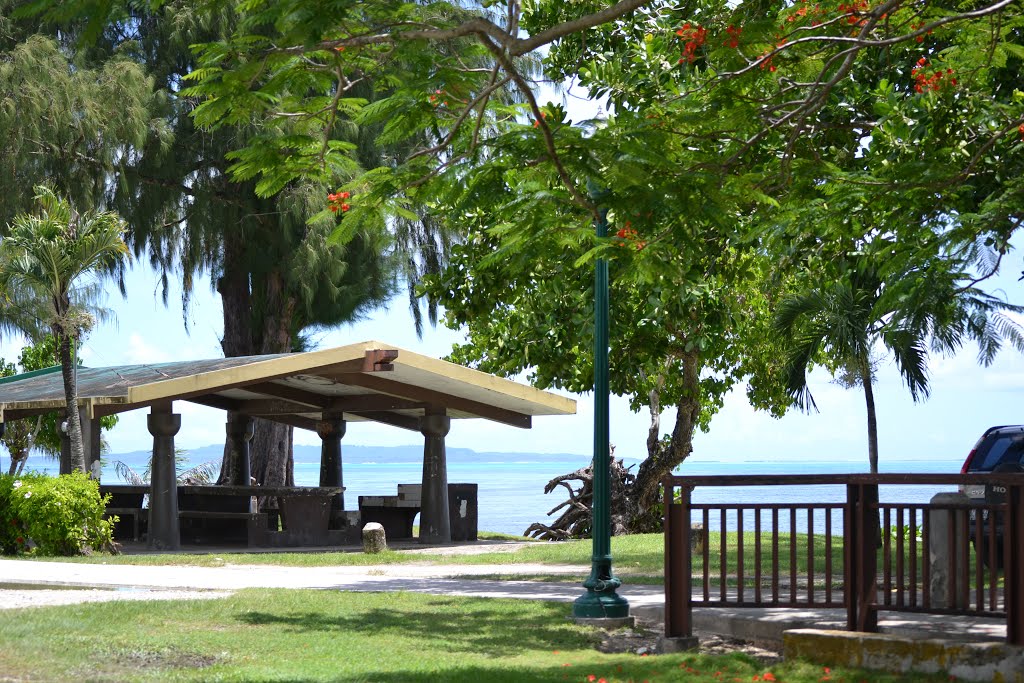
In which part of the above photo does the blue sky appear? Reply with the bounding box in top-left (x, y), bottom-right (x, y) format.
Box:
top-left (0, 248), bottom-right (1021, 468)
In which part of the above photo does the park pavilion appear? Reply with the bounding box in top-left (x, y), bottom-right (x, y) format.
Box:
top-left (0, 341), bottom-right (576, 549)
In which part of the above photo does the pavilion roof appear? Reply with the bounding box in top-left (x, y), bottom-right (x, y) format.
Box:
top-left (0, 341), bottom-right (575, 432)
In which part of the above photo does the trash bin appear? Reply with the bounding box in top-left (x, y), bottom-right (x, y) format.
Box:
top-left (448, 483), bottom-right (478, 541)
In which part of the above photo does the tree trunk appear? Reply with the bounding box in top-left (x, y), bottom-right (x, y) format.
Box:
top-left (629, 350), bottom-right (701, 531)
top-left (259, 271), bottom-right (296, 355)
top-left (216, 228), bottom-right (256, 484)
top-left (216, 228), bottom-right (254, 358)
top-left (251, 417), bottom-right (294, 486)
top-left (862, 357), bottom-right (879, 474)
top-left (249, 270), bottom-right (297, 487)
top-left (56, 328), bottom-right (85, 473)
top-left (217, 256), bottom-right (297, 486)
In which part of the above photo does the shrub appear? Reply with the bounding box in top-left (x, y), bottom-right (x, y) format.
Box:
top-left (0, 473), bottom-right (41, 554)
top-left (0, 472), bottom-right (115, 555)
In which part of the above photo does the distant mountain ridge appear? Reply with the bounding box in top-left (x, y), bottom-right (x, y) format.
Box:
top-left (106, 443), bottom-right (599, 466)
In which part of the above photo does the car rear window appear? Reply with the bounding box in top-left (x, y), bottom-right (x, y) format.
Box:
top-left (972, 434), bottom-right (1024, 471)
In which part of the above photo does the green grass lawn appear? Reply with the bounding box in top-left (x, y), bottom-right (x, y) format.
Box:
top-left (0, 589), bottom-right (953, 682)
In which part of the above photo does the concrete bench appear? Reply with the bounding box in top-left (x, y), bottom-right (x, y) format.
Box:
top-left (99, 485), bottom-right (149, 542)
top-left (102, 484), bottom-right (350, 547)
top-left (359, 484), bottom-right (420, 540)
top-left (104, 506), bottom-right (147, 542)
top-left (177, 488), bottom-right (266, 546)
top-left (179, 485), bottom-right (348, 547)
top-left (358, 483), bottom-right (478, 541)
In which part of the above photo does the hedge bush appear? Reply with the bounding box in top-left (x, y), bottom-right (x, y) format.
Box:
top-left (0, 472), bottom-right (115, 555)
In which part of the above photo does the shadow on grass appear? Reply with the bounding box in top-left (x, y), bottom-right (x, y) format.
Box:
top-left (236, 596), bottom-right (597, 658)
top-left (248, 663), bottom-right (659, 683)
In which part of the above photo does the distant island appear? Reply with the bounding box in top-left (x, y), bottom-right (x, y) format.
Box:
top-left (96, 443), bottom-right (607, 468)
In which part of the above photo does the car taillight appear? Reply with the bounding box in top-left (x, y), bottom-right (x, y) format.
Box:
top-left (961, 448), bottom-right (976, 474)
top-left (959, 449), bottom-right (976, 494)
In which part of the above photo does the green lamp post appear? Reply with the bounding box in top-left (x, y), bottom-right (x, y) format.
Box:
top-left (573, 193), bottom-right (631, 622)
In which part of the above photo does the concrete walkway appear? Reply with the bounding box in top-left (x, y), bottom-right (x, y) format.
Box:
top-left (0, 556), bottom-right (1007, 644)
top-left (0, 557), bottom-right (658, 599)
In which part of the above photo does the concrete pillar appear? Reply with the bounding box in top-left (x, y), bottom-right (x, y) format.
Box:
top-left (148, 403), bottom-right (181, 551)
top-left (224, 413), bottom-right (254, 485)
top-left (929, 491), bottom-right (969, 609)
top-left (419, 409), bottom-right (451, 544)
top-left (317, 412), bottom-right (346, 512)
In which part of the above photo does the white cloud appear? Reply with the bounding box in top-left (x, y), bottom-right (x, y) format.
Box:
top-left (123, 333), bottom-right (172, 364)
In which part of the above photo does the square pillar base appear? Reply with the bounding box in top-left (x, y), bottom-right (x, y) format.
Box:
top-left (658, 636), bottom-right (700, 653)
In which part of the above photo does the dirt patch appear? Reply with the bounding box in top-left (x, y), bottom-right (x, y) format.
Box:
top-left (597, 617), bottom-right (783, 665)
top-left (108, 646), bottom-right (220, 670)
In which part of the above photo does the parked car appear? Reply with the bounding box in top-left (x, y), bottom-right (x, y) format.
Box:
top-left (959, 425), bottom-right (1024, 569)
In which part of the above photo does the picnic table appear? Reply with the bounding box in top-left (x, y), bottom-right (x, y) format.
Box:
top-left (99, 484), bottom-right (351, 548)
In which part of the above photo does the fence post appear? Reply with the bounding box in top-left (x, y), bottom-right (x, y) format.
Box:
top-left (848, 482), bottom-right (879, 633)
top-left (660, 478), bottom-right (698, 652)
top-left (1007, 483), bottom-right (1024, 646)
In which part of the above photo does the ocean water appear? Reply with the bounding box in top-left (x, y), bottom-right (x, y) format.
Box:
top-left (12, 451), bottom-right (964, 537)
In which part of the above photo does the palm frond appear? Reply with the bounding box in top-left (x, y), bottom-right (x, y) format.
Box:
top-left (177, 460), bottom-right (219, 485)
top-left (114, 460), bottom-right (148, 486)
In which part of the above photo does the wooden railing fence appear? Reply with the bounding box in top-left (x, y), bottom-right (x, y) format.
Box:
top-left (663, 474), bottom-right (1024, 646)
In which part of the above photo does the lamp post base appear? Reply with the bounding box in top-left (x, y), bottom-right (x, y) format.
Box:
top-left (574, 614), bottom-right (636, 628)
top-left (572, 588), bottom-right (631, 621)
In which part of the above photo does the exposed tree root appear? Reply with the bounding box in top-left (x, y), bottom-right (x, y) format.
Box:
top-left (523, 453), bottom-right (638, 540)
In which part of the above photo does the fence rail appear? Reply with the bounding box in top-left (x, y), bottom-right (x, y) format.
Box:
top-left (663, 473), bottom-right (1024, 645)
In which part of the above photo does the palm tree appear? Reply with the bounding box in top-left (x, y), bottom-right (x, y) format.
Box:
top-left (0, 186), bottom-right (129, 472)
top-left (775, 255), bottom-right (1024, 473)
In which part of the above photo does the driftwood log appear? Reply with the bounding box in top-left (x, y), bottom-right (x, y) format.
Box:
top-left (523, 455), bottom-right (637, 541)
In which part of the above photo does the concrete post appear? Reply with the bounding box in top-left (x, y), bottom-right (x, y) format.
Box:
top-left (317, 412), bottom-right (346, 513)
top-left (418, 409), bottom-right (451, 544)
top-left (148, 403), bottom-right (181, 551)
top-left (929, 491), bottom-right (969, 609)
top-left (224, 413), bottom-right (254, 485)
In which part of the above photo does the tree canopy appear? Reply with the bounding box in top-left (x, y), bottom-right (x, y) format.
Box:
top-left (11, 0), bottom-right (1024, 523)
top-left (141, 0), bottom-right (1024, 520)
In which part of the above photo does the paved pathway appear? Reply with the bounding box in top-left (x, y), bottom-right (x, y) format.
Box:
top-left (0, 555), bottom-right (1007, 643)
top-left (0, 558), bottom-right (665, 615)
